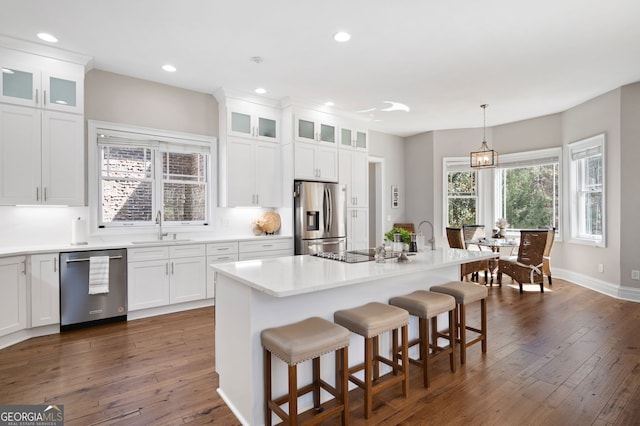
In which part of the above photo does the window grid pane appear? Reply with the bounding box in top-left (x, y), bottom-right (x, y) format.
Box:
top-left (447, 171), bottom-right (478, 227)
top-left (500, 164), bottom-right (558, 230)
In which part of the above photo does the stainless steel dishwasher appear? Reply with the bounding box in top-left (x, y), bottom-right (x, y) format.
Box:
top-left (59, 248), bottom-right (127, 330)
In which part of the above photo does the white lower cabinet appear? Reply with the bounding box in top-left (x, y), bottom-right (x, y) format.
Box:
top-left (239, 238), bottom-right (293, 260)
top-left (206, 242), bottom-right (239, 299)
top-left (30, 253), bottom-right (60, 327)
top-left (127, 244), bottom-right (206, 311)
top-left (347, 208), bottom-right (369, 251)
top-left (0, 256), bottom-right (27, 337)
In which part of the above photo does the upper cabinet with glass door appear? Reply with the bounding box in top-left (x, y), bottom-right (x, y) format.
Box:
top-left (225, 99), bottom-right (279, 143)
top-left (339, 120), bottom-right (368, 151)
top-left (295, 110), bottom-right (337, 146)
top-left (0, 63), bottom-right (84, 114)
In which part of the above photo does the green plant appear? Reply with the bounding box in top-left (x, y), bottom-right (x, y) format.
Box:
top-left (384, 227), bottom-right (412, 245)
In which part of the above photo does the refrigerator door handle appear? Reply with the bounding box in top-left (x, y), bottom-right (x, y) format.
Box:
top-left (327, 187), bottom-right (333, 232)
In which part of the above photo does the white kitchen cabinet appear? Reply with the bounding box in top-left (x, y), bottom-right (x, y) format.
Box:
top-left (238, 238), bottom-right (293, 260)
top-left (127, 244), bottom-right (206, 311)
top-left (0, 256), bottom-right (27, 337)
top-left (340, 126), bottom-right (368, 151)
top-left (294, 141), bottom-right (339, 182)
top-left (206, 241), bottom-right (239, 299)
top-left (217, 95), bottom-right (283, 208)
top-left (347, 208), bottom-right (369, 251)
top-left (0, 61), bottom-right (84, 114)
top-left (339, 149), bottom-right (368, 208)
top-left (0, 104), bottom-right (83, 205)
top-left (30, 253), bottom-right (60, 327)
top-left (295, 112), bottom-right (337, 145)
top-left (227, 105), bottom-right (278, 143)
top-left (225, 137), bottom-right (281, 207)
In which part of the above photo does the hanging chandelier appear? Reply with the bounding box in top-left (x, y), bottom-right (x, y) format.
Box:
top-left (470, 104), bottom-right (498, 168)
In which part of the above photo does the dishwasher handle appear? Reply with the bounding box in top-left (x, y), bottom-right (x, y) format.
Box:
top-left (65, 255), bottom-right (123, 263)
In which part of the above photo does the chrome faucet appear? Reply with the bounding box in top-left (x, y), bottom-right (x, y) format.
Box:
top-left (156, 210), bottom-right (168, 240)
top-left (418, 220), bottom-right (436, 250)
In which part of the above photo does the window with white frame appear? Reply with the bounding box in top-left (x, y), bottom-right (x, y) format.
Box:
top-left (568, 134), bottom-right (605, 245)
top-left (445, 160), bottom-right (479, 227)
top-left (495, 148), bottom-right (561, 232)
top-left (97, 134), bottom-right (210, 228)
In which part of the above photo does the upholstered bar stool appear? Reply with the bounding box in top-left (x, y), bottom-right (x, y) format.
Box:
top-left (388, 290), bottom-right (457, 387)
top-left (430, 281), bottom-right (488, 365)
top-left (261, 316), bottom-right (351, 426)
top-left (334, 302), bottom-right (409, 419)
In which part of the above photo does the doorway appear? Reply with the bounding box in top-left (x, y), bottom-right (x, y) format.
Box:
top-left (368, 156), bottom-right (384, 247)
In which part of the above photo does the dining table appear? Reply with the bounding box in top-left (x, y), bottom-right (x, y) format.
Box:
top-left (466, 238), bottom-right (519, 284)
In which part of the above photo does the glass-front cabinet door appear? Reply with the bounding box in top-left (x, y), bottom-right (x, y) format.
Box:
top-left (1, 66), bottom-right (36, 106)
top-left (1, 65), bottom-right (83, 113)
top-left (341, 128), bottom-right (353, 148)
top-left (228, 107), bottom-right (278, 143)
top-left (355, 130), bottom-right (367, 150)
top-left (42, 72), bottom-right (83, 113)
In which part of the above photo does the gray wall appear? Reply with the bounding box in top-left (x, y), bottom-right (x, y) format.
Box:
top-left (620, 83), bottom-right (640, 288)
top-left (368, 130), bottom-right (406, 242)
top-left (85, 69), bottom-right (218, 136)
top-left (404, 132), bottom-right (435, 232)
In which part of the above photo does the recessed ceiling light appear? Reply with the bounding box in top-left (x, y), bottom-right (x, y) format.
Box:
top-left (325, 101), bottom-right (335, 107)
top-left (333, 31), bottom-right (351, 42)
top-left (162, 64), bottom-right (177, 72)
top-left (37, 33), bottom-right (58, 43)
top-left (255, 88), bottom-right (267, 94)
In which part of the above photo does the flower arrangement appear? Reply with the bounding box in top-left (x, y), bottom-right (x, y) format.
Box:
top-left (495, 218), bottom-right (509, 229)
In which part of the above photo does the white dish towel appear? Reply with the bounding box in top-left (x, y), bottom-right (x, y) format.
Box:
top-left (89, 256), bottom-right (110, 295)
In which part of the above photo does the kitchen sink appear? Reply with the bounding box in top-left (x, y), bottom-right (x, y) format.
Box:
top-left (131, 239), bottom-right (192, 244)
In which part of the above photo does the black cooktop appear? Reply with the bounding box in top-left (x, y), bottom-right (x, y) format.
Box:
top-left (313, 249), bottom-right (396, 263)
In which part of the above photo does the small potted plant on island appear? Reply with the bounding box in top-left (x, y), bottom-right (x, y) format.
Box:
top-left (385, 227), bottom-right (412, 252)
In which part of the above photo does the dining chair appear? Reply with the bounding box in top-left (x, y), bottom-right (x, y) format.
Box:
top-left (497, 230), bottom-right (548, 293)
top-left (393, 223), bottom-right (415, 233)
top-left (462, 225), bottom-right (486, 250)
top-left (446, 227), bottom-right (489, 283)
top-left (540, 227), bottom-right (556, 285)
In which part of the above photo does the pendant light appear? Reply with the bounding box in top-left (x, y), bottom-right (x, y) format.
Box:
top-left (470, 104), bottom-right (498, 168)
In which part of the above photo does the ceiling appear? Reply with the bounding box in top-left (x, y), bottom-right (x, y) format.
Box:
top-left (3, 0), bottom-right (640, 137)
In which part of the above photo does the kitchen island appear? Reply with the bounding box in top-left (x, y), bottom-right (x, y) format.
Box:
top-left (211, 248), bottom-right (495, 426)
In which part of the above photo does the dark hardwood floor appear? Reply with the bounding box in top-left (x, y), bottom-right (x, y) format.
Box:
top-left (1, 278), bottom-right (640, 425)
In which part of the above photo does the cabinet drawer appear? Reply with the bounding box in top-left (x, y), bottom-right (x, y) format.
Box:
top-left (169, 244), bottom-right (206, 259)
top-left (128, 246), bottom-right (170, 262)
top-left (238, 250), bottom-right (292, 261)
top-left (207, 254), bottom-right (239, 263)
top-left (206, 242), bottom-right (239, 255)
top-left (239, 239), bottom-right (292, 253)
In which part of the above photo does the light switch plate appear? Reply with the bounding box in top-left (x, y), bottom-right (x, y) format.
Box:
top-left (632, 270), bottom-right (640, 280)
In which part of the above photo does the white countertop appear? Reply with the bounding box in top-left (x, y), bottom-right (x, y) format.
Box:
top-left (211, 248), bottom-right (496, 297)
top-left (0, 234), bottom-right (292, 258)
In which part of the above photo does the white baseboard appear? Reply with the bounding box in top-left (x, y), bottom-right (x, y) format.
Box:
top-left (217, 388), bottom-right (250, 426)
top-left (127, 298), bottom-right (214, 321)
top-left (554, 268), bottom-right (640, 302)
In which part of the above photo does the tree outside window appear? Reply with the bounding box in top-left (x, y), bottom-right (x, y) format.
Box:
top-left (499, 163), bottom-right (559, 230)
top-left (447, 170), bottom-right (477, 227)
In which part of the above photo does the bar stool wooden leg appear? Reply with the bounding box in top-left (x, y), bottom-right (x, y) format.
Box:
top-left (448, 310), bottom-right (457, 372)
top-left (288, 364), bottom-right (298, 426)
top-left (364, 336), bottom-right (374, 419)
top-left (481, 298), bottom-right (487, 353)
top-left (264, 348), bottom-right (272, 426)
top-left (401, 324), bottom-right (409, 396)
top-left (313, 357), bottom-right (321, 411)
top-left (459, 304), bottom-right (467, 365)
top-left (421, 317), bottom-right (429, 387)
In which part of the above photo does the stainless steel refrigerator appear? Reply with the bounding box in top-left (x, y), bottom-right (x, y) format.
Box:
top-left (294, 180), bottom-right (347, 255)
